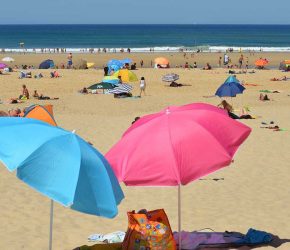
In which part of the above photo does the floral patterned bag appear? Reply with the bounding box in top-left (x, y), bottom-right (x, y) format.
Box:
top-left (122, 209), bottom-right (176, 250)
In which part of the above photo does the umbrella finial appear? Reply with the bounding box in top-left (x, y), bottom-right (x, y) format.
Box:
top-left (165, 108), bottom-right (171, 115)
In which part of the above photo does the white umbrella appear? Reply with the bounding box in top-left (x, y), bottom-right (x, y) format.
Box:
top-left (162, 73), bottom-right (180, 82)
top-left (2, 57), bottom-right (15, 62)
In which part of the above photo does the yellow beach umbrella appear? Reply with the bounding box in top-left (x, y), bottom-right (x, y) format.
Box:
top-left (113, 69), bottom-right (138, 82)
top-left (87, 62), bottom-right (95, 68)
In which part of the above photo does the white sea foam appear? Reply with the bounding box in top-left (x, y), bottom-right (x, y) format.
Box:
top-left (1, 46), bottom-right (290, 53)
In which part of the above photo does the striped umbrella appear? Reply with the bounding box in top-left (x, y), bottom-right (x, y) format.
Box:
top-left (107, 84), bottom-right (133, 94)
top-left (162, 73), bottom-right (180, 82)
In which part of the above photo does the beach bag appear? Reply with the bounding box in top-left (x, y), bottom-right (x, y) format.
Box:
top-left (122, 209), bottom-right (176, 250)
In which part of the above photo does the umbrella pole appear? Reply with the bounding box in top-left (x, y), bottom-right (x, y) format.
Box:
top-left (49, 200), bottom-right (54, 250)
top-left (178, 185), bottom-right (181, 250)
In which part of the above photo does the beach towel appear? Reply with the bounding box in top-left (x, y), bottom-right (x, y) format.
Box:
top-left (77, 243), bottom-right (122, 250)
top-left (122, 209), bottom-right (176, 250)
top-left (88, 231), bottom-right (125, 243)
top-left (173, 228), bottom-right (272, 249)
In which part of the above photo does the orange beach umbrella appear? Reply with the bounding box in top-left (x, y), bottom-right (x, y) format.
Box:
top-left (255, 59), bottom-right (269, 67)
top-left (154, 57), bottom-right (169, 65)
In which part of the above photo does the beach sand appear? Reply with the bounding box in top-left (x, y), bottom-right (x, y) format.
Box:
top-left (0, 53), bottom-right (290, 250)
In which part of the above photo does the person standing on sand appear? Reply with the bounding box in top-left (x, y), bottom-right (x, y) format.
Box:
top-left (218, 57), bottom-right (222, 67)
top-left (224, 53), bottom-right (229, 65)
top-left (139, 77), bottom-right (146, 97)
top-left (140, 60), bottom-right (144, 68)
top-left (67, 53), bottom-right (73, 69)
top-left (239, 54), bottom-right (244, 68)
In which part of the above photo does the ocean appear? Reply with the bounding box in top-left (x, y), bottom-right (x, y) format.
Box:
top-left (1, 24), bottom-right (290, 53)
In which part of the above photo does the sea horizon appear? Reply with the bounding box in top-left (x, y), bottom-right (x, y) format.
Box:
top-left (1, 24), bottom-right (290, 52)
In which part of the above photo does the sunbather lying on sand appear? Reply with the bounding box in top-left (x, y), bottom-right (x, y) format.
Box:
top-left (8, 98), bottom-right (24, 104)
top-left (270, 76), bottom-right (289, 81)
top-left (34, 73), bottom-right (43, 79)
top-left (50, 71), bottom-right (60, 78)
top-left (218, 100), bottom-right (254, 119)
top-left (19, 71), bottom-right (32, 79)
top-left (33, 90), bottom-right (59, 100)
top-left (0, 110), bottom-right (8, 116)
top-left (170, 81), bottom-right (183, 87)
top-left (79, 87), bottom-right (88, 94)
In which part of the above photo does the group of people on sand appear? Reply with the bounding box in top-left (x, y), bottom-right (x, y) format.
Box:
top-left (8, 84), bottom-right (58, 104)
top-left (0, 108), bottom-right (23, 117)
top-left (19, 71), bottom-right (60, 79)
top-left (9, 84), bottom-right (30, 103)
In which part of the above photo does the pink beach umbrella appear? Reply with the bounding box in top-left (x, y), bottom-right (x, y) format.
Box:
top-left (0, 63), bottom-right (8, 69)
top-left (106, 102), bottom-right (251, 249)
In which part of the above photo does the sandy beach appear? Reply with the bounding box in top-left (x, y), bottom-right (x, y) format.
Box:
top-left (0, 52), bottom-right (290, 250)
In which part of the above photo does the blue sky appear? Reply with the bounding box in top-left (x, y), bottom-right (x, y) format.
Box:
top-left (1, 0), bottom-right (290, 24)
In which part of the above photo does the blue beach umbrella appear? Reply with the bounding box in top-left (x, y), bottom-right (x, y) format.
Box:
top-left (120, 58), bottom-right (132, 64)
top-left (215, 76), bottom-right (245, 97)
top-left (0, 118), bottom-right (124, 249)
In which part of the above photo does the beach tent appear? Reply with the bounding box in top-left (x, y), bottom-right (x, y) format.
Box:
top-left (113, 69), bottom-right (138, 82)
top-left (154, 57), bottom-right (170, 68)
top-left (39, 59), bottom-right (55, 69)
top-left (215, 76), bottom-right (245, 97)
top-left (279, 60), bottom-right (290, 71)
top-left (24, 104), bottom-right (57, 126)
top-left (74, 59), bottom-right (88, 69)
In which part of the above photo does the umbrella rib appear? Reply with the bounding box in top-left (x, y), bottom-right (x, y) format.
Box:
top-left (166, 114), bottom-right (181, 185)
top-left (16, 133), bottom-right (72, 171)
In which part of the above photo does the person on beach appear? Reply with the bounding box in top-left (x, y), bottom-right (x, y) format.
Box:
top-left (140, 60), bottom-right (144, 68)
top-left (193, 62), bottom-right (197, 68)
top-left (19, 84), bottom-right (29, 99)
top-left (239, 54), bottom-right (244, 68)
top-left (170, 81), bottom-right (183, 87)
top-left (0, 110), bottom-right (8, 116)
top-left (224, 53), bottom-right (229, 65)
top-left (139, 77), bottom-right (146, 97)
top-left (104, 66), bottom-right (109, 76)
top-left (259, 93), bottom-right (270, 101)
top-left (203, 63), bottom-right (212, 70)
top-left (218, 57), bottom-right (222, 67)
top-left (33, 89), bottom-right (59, 100)
top-left (79, 87), bottom-right (88, 94)
top-left (7, 108), bottom-right (22, 117)
top-left (67, 53), bottom-right (73, 68)
top-left (218, 100), bottom-right (254, 119)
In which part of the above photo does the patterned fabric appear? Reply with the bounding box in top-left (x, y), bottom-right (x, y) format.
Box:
top-left (122, 209), bottom-right (176, 250)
